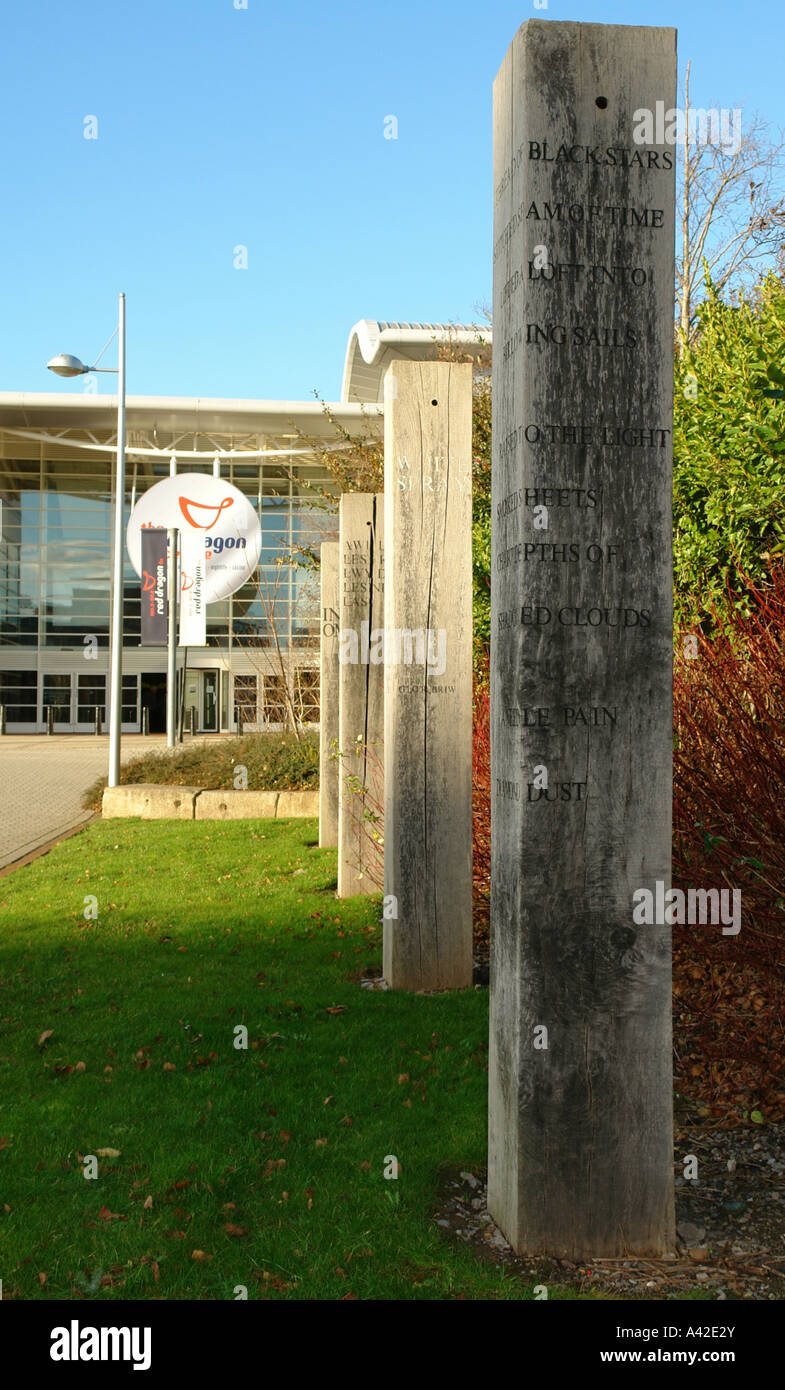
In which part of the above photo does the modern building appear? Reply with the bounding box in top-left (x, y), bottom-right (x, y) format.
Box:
top-left (0, 321), bottom-right (488, 734)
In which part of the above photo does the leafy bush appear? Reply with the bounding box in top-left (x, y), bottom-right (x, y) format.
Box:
top-left (471, 375), bottom-right (492, 673)
top-left (84, 732), bottom-right (319, 812)
top-left (674, 272), bottom-right (785, 629)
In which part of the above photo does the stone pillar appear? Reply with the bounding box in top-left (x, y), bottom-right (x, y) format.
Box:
top-left (383, 361), bottom-right (474, 991)
top-left (318, 541), bottom-right (340, 848)
top-left (489, 20), bottom-right (676, 1258)
top-left (337, 494), bottom-right (384, 897)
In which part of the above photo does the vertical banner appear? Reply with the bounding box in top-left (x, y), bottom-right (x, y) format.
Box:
top-left (140, 527), bottom-right (168, 646)
top-left (179, 529), bottom-right (207, 646)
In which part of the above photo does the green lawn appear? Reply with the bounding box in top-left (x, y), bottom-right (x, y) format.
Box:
top-left (0, 817), bottom-right (569, 1300)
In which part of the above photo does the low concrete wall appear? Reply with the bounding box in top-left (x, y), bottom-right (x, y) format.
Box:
top-left (102, 785), bottom-right (201, 819)
top-left (277, 789), bottom-right (319, 818)
top-left (102, 785), bottom-right (318, 821)
top-left (195, 790), bottom-right (279, 820)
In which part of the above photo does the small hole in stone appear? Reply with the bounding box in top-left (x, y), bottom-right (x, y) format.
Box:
top-left (595, 96), bottom-right (608, 109)
top-left (431, 398), bottom-right (438, 405)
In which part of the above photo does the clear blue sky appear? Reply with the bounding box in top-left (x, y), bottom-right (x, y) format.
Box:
top-left (1, 0), bottom-right (782, 402)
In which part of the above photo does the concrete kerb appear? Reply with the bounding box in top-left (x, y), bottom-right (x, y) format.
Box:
top-left (101, 785), bottom-right (318, 821)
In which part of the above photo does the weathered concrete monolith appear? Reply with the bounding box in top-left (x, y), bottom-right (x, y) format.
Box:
top-left (319, 541), bottom-right (340, 847)
top-left (489, 19), bottom-right (677, 1259)
top-left (383, 361), bottom-right (474, 991)
top-left (337, 494), bottom-right (384, 896)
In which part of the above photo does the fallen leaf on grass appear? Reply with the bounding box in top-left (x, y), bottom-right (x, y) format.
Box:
top-left (191, 1250), bottom-right (212, 1262)
top-left (325, 1006), bottom-right (346, 1016)
top-left (223, 1223), bottom-right (249, 1238)
top-left (38, 1272), bottom-right (47, 1286)
top-left (257, 1270), bottom-right (295, 1291)
top-left (96, 1148), bottom-right (121, 1158)
top-left (314, 1138), bottom-right (328, 1148)
top-left (98, 1205), bottom-right (127, 1222)
top-left (162, 1062), bottom-right (176, 1071)
top-left (37, 1030), bottom-right (53, 1048)
top-left (75, 1061), bottom-right (86, 1073)
top-left (143, 1195), bottom-right (153, 1210)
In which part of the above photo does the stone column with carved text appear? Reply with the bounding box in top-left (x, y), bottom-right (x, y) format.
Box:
top-left (489, 19), bottom-right (676, 1258)
top-left (337, 494), bottom-right (384, 897)
top-left (383, 361), bottom-right (474, 991)
top-left (318, 541), bottom-right (340, 848)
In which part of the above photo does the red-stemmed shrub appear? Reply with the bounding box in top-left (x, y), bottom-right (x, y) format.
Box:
top-left (472, 673), bottom-right (491, 956)
top-left (673, 563), bottom-right (785, 1120)
top-left (469, 564), bottom-right (785, 1120)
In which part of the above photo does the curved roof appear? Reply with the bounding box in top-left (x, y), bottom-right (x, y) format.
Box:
top-left (341, 320), bottom-right (492, 403)
top-left (0, 392), bottom-right (381, 436)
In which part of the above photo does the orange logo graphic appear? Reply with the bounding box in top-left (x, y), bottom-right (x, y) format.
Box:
top-left (178, 494), bottom-right (234, 529)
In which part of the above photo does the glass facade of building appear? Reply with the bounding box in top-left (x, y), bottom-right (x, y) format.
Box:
top-left (0, 444), bottom-right (339, 733)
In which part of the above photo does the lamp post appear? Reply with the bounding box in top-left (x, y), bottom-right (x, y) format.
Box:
top-left (48, 292), bottom-right (127, 786)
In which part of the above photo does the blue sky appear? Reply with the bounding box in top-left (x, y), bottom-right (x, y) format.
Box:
top-left (0, 0), bottom-right (782, 402)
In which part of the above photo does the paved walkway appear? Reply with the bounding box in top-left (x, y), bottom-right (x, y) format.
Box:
top-left (0, 734), bottom-right (221, 869)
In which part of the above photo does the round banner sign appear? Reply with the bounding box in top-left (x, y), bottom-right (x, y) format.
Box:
top-left (127, 473), bottom-right (262, 603)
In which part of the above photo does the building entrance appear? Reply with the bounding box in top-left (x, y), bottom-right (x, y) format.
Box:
top-left (183, 670), bottom-right (218, 733)
top-left (141, 673), bottom-right (167, 734)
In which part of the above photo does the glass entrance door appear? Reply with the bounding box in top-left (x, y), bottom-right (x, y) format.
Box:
top-left (183, 671), bottom-right (200, 730)
top-left (202, 671), bottom-right (218, 732)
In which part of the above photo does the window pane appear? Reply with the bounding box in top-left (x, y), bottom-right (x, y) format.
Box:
top-left (77, 672), bottom-right (106, 722)
top-left (233, 674), bottom-right (257, 724)
top-left (0, 669), bottom-right (36, 721)
top-left (43, 674), bottom-right (70, 722)
top-left (122, 674), bottom-right (138, 722)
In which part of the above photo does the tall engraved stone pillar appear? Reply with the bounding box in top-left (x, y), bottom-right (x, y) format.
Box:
top-left (489, 20), bottom-right (676, 1258)
top-left (318, 541), bottom-right (340, 848)
top-left (337, 494), bottom-right (384, 897)
top-left (383, 361), bottom-right (473, 991)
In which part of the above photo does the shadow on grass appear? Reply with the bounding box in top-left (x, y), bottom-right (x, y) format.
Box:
top-left (0, 817), bottom-right (582, 1301)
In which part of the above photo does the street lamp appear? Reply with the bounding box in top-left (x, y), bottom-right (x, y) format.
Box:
top-left (47, 292), bottom-right (127, 787)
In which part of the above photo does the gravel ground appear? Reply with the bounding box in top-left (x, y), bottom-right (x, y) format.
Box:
top-left (433, 1111), bottom-right (785, 1300)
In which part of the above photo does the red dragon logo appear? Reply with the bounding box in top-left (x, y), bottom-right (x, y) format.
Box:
top-left (178, 494), bottom-right (234, 529)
